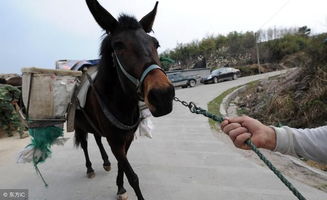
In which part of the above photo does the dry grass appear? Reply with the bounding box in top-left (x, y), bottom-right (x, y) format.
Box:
top-left (236, 63), bottom-right (327, 170)
top-left (237, 65), bottom-right (327, 128)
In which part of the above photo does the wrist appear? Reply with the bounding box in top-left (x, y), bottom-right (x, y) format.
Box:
top-left (265, 126), bottom-right (277, 150)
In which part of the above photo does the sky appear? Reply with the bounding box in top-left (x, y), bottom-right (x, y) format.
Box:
top-left (1, 0), bottom-right (326, 74)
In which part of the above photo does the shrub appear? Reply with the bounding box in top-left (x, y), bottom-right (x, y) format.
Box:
top-left (0, 84), bottom-right (23, 137)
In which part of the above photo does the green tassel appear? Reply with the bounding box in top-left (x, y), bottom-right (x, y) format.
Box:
top-left (28, 126), bottom-right (63, 165)
top-left (27, 126), bottom-right (63, 187)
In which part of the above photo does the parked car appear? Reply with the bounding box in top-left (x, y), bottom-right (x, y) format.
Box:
top-left (167, 72), bottom-right (198, 88)
top-left (200, 67), bottom-right (241, 84)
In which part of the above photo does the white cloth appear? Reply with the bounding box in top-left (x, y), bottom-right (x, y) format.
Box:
top-left (17, 146), bottom-right (44, 163)
top-left (17, 137), bottom-right (69, 163)
top-left (135, 108), bottom-right (154, 139)
top-left (273, 125), bottom-right (327, 163)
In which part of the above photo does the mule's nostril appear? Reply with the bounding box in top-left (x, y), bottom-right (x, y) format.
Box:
top-left (148, 86), bottom-right (174, 103)
top-left (147, 85), bottom-right (175, 117)
top-left (148, 89), bottom-right (162, 104)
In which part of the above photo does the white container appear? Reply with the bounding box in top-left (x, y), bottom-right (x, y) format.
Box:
top-left (22, 67), bottom-right (82, 121)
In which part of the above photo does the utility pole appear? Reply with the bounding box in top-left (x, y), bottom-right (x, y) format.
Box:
top-left (255, 32), bottom-right (261, 74)
top-left (254, 0), bottom-right (289, 74)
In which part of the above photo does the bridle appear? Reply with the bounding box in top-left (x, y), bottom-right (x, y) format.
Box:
top-left (80, 50), bottom-right (165, 132)
top-left (113, 51), bottom-right (165, 101)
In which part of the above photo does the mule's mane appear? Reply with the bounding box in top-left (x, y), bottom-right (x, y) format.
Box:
top-left (117, 14), bottom-right (141, 30)
top-left (97, 35), bottom-right (116, 85)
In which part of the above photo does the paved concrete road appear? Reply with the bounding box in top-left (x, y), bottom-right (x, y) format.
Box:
top-left (1, 70), bottom-right (326, 200)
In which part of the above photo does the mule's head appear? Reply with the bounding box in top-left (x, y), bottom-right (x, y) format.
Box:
top-left (86, 0), bottom-right (174, 117)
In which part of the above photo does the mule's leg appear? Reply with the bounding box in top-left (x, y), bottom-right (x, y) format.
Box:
top-left (116, 138), bottom-right (134, 199)
top-left (116, 162), bottom-right (127, 200)
top-left (109, 140), bottom-right (144, 200)
top-left (93, 134), bottom-right (111, 171)
top-left (79, 133), bottom-right (95, 178)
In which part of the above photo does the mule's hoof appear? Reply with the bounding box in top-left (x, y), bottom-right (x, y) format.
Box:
top-left (103, 165), bottom-right (111, 172)
top-left (87, 171), bottom-right (95, 179)
top-left (117, 192), bottom-right (128, 200)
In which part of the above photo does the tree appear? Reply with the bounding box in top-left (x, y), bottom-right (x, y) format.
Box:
top-left (298, 26), bottom-right (311, 37)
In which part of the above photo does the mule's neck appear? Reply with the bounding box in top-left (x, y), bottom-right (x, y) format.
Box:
top-left (95, 55), bottom-right (140, 126)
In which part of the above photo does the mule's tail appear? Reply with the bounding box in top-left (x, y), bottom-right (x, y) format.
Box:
top-left (74, 129), bottom-right (88, 147)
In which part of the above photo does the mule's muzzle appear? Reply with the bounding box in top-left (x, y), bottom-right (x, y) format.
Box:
top-left (147, 85), bottom-right (175, 117)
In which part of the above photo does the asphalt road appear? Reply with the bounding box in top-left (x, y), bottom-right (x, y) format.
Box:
top-left (1, 69), bottom-right (326, 200)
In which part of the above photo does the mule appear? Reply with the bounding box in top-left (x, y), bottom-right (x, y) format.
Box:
top-left (74, 0), bottom-right (175, 199)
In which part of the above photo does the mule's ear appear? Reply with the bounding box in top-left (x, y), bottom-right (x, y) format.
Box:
top-left (139, 1), bottom-right (158, 33)
top-left (86, 0), bottom-right (118, 33)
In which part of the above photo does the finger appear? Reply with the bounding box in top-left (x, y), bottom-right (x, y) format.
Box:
top-left (234, 132), bottom-right (252, 149)
top-left (227, 116), bottom-right (249, 124)
top-left (222, 122), bottom-right (242, 134)
top-left (220, 119), bottom-right (230, 129)
top-left (228, 127), bottom-right (248, 142)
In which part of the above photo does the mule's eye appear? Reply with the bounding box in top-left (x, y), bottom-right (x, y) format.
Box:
top-left (113, 41), bottom-right (126, 50)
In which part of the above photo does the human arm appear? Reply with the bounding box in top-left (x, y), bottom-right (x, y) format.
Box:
top-left (273, 126), bottom-right (327, 163)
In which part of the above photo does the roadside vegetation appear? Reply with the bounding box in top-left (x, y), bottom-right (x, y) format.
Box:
top-left (0, 85), bottom-right (24, 137)
top-left (235, 33), bottom-right (327, 170)
top-left (161, 26), bottom-right (315, 73)
top-left (236, 33), bottom-right (327, 128)
top-left (207, 85), bottom-right (242, 129)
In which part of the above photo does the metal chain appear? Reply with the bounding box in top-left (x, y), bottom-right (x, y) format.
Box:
top-left (173, 97), bottom-right (225, 123)
top-left (173, 97), bottom-right (190, 108)
top-left (174, 96), bottom-right (306, 200)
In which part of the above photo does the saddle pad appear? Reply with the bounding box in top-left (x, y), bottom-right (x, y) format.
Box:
top-left (77, 67), bottom-right (98, 108)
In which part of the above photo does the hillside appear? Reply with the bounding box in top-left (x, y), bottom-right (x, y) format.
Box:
top-left (236, 33), bottom-right (327, 128)
top-left (160, 26), bottom-right (315, 73)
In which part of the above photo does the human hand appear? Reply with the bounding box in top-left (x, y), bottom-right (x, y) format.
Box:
top-left (220, 116), bottom-right (276, 150)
